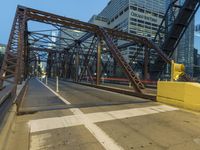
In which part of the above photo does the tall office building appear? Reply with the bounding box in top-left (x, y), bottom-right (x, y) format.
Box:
top-left (0, 44), bottom-right (6, 54)
top-left (166, 0), bottom-right (194, 76)
top-left (195, 24), bottom-right (200, 53)
top-left (89, 0), bottom-right (165, 77)
top-left (193, 24), bottom-right (200, 77)
top-left (0, 44), bottom-right (6, 68)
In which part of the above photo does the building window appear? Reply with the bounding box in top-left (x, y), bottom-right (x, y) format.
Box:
top-left (130, 18), bottom-right (137, 22)
top-left (119, 11), bottom-right (123, 16)
top-left (138, 8), bottom-right (144, 13)
top-left (138, 20), bottom-right (144, 24)
top-left (130, 30), bottom-right (136, 34)
top-left (145, 21), bottom-right (151, 25)
top-left (130, 22), bottom-right (137, 26)
top-left (124, 7), bottom-right (129, 12)
top-left (130, 6), bottom-right (137, 11)
top-left (152, 12), bottom-right (158, 17)
top-left (159, 14), bottom-right (164, 18)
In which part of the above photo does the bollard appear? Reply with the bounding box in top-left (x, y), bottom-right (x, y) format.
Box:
top-left (56, 76), bottom-right (59, 92)
top-left (45, 76), bottom-right (48, 85)
top-left (102, 77), bottom-right (104, 83)
top-left (129, 82), bottom-right (132, 88)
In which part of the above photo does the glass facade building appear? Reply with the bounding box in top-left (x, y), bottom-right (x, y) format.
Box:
top-left (166, 0), bottom-right (194, 76)
top-left (195, 25), bottom-right (200, 53)
top-left (0, 44), bottom-right (6, 68)
top-left (0, 44), bottom-right (6, 54)
top-left (193, 25), bottom-right (200, 78)
top-left (89, 0), bottom-right (165, 77)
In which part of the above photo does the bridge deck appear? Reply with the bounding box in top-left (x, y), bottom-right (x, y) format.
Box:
top-left (4, 78), bottom-right (200, 150)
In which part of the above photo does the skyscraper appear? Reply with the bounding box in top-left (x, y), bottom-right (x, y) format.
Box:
top-left (166, 0), bottom-right (194, 76)
top-left (89, 0), bottom-right (165, 77)
top-left (0, 44), bottom-right (6, 68)
top-left (195, 24), bottom-right (200, 53)
top-left (193, 24), bottom-right (200, 77)
top-left (0, 44), bottom-right (6, 54)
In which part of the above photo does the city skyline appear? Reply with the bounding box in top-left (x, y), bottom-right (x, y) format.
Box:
top-left (0, 0), bottom-right (108, 44)
top-left (0, 0), bottom-right (200, 44)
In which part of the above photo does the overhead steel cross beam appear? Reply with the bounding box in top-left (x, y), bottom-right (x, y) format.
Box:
top-left (65, 32), bottom-right (94, 50)
top-left (20, 5), bottom-right (172, 73)
top-left (21, 5), bottom-right (169, 58)
top-left (0, 4), bottom-right (175, 98)
top-left (22, 5), bottom-right (172, 65)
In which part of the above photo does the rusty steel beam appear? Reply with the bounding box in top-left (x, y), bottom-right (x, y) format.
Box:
top-left (99, 27), bottom-right (144, 93)
top-left (96, 38), bottom-right (102, 86)
top-left (20, 5), bottom-right (171, 62)
top-left (78, 36), bottom-right (97, 82)
top-left (0, 5), bottom-right (175, 99)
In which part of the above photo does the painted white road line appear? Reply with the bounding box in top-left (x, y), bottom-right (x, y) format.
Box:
top-left (33, 78), bottom-right (179, 150)
top-left (29, 115), bottom-right (83, 133)
top-left (29, 105), bottom-right (178, 133)
top-left (34, 78), bottom-right (124, 150)
top-left (37, 78), bottom-right (71, 104)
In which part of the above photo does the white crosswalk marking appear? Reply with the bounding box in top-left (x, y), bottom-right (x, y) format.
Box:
top-left (31, 79), bottom-right (178, 150)
top-left (29, 105), bottom-right (178, 133)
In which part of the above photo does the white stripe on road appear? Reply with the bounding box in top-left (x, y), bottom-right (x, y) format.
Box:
top-left (33, 79), bottom-right (178, 150)
top-left (37, 78), bottom-right (71, 105)
top-left (29, 105), bottom-right (178, 133)
top-left (35, 78), bottom-right (124, 150)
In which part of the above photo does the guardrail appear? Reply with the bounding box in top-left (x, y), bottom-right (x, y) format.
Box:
top-left (0, 79), bottom-right (29, 150)
top-left (0, 79), bottom-right (28, 127)
top-left (0, 85), bottom-right (12, 128)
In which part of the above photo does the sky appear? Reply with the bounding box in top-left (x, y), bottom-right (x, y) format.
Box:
top-left (0, 0), bottom-right (200, 44)
top-left (195, 10), bottom-right (200, 25)
top-left (0, 0), bottom-right (108, 44)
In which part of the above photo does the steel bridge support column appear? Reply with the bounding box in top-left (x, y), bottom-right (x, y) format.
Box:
top-left (75, 43), bottom-right (80, 82)
top-left (24, 22), bottom-right (29, 80)
top-left (17, 13), bottom-right (27, 85)
top-left (47, 52), bottom-right (52, 78)
top-left (144, 46), bottom-right (149, 81)
top-left (96, 38), bottom-right (102, 86)
top-left (63, 53), bottom-right (68, 78)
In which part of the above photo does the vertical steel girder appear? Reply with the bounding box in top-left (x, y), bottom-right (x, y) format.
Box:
top-left (96, 38), bottom-right (102, 86)
top-left (144, 47), bottom-right (149, 80)
top-left (1, 3), bottom-right (199, 97)
top-left (78, 36), bottom-right (97, 82)
top-left (0, 7), bottom-right (27, 98)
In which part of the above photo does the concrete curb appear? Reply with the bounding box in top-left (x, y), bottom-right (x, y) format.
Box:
top-left (0, 105), bottom-right (17, 150)
top-left (52, 78), bottom-right (156, 101)
top-left (0, 80), bottom-right (29, 150)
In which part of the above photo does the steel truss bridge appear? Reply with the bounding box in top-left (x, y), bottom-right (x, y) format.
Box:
top-left (0, 0), bottom-right (199, 99)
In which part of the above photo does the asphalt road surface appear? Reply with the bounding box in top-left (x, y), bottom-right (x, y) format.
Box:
top-left (4, 78), bottom-right (200, 150)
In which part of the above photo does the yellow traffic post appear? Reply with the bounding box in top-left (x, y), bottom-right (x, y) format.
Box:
top-left (157, 60), bottom-right (200, 111)
top-left (171, 60), bottom-right (185, 81)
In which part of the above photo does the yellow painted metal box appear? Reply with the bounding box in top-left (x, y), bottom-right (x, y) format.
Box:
top-left (157, 81), bottom-right (200, 111)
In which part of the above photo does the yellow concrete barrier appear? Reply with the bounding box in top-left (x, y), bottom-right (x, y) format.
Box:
top-left (157, 81), bottom-right (200, 111)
